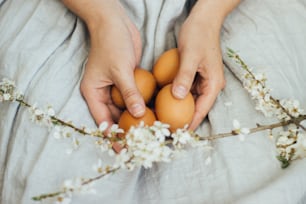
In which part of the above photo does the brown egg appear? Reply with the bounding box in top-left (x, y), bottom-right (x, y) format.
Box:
top-left (111, 68), bottom-right (156, 108)
top-left (118, 107), bottom-right (156, 133)
top-left (153, 48), bottom-right (180, 87)
top-left (155, 84), bottom-right (194, 132)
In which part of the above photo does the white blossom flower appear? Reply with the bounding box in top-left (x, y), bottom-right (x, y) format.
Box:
top-left (276, 133), bottom-right (295, 146)
top-left (150, 121), bottom-right (170, 142)
top-left (34, 108), bottom-right (43, 116)
top-left (0, 78), bottom-right (20, 102)
top-left (171, 128), bottom-right (192, 147)
top-left (290, 132), bottom-right (306, 159)
top-left (275, 125), bottom-right (301, 161)
top-left (109, 124), bottom-right (124, 136)
top-left (124, 125), bottom-right (174, 168)
top-left (280, 99), bottom-right (304, 118)
top-left (92, 159), bottom-right (103, 173)
top-left (53, 126), bottom-right (72, 139)
top-left (46, 106), bottom-right (55, 117)
top-left (3, 93), bottom-right (10, 101)
top-left (254, 73), bottom-right (267, 81)
top-left (28, 104), bottom-right (56, 128)
top-left (95, 139), bottom-right (111, 153)
top-left (232, 119), bottom-right (250, 141)
top-left (99, 121), bottom-right (108, 132)
top-left (276, 126), bottom-right (298, 146)
top-left (113, 148), bottom-right (131, 169)
top-left (14, 91), bottom-right (23, 100)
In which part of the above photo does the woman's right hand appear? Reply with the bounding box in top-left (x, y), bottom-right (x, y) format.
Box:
top-left (62, 0), bottom-right (145, 127)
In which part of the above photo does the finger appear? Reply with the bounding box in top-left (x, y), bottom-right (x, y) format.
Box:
top-left (80, 78), bottom-right (119, 127)
top-left (111, 142), bottom-right (124, 153)
top-left (108, 103), bottom-right (121, 123)
top-left (188, 84), bottom-right (221, 130)
top-left (172, 50), bottom-right (198, 99)
top-left (113, 68), bottom-right (146, 118)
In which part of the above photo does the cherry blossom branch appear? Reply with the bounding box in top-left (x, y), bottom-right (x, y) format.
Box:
top-left (201, 115), bottom-right (306, 141)
top-left (32, 166), bottom-right (121, 201)
top-left (227, 48), bottom-right (306, 131)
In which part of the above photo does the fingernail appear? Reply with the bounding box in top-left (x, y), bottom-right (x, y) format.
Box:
top-left (131, 103), bottom-right (145, 117)
top-left (173, 85), bottom-right (187, 99)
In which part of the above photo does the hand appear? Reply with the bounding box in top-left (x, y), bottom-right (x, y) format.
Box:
top-left (172, 0), bottom-right (240, 130)
top-left (63, 1), bottom-right (146, 127)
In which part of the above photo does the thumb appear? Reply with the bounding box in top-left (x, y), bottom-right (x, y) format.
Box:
top-left (114, 69), bottom-right (146, 118)
top-left (172, 51), bottom-right (197, 99)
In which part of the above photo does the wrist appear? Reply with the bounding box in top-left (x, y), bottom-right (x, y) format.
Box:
top-left (62, 0), bottom-right (123, 32)
top-left (191, 0), bottom-right (240, 26)
top-left (85, 1), bottom-right (124, 32)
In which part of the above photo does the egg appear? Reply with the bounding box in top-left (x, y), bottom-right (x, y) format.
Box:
top-left (118, 107), bottom-right (156, 133)
top-left (155, 84), bottom-right (194, 132)
top-left (153, 48), bottom-right (180, 87)
top-left (111, 68), bottom-right (156, 109)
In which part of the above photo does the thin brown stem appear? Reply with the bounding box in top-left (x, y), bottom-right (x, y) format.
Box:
top-left (198, 116), bottom-right (306, 141)
top-left (16, 98), bottom-right (109, 139)
top-left (32, 191), bottom-right (64, 201)
top-left (16, 98), bottom-right (31, 107)
top-left (33, 164), bottom-right (125, 201)
top-left (50, 116), bottom-right (91, 136)
top-left (81, 166), bottom-right (120, 186)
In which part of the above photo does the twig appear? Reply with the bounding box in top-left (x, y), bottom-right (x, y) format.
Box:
top-left (228, 48), bottom-right (306, 130)
top-left (199, 118), bottom-right (305, 141)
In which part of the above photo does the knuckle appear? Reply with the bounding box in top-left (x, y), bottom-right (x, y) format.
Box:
top-left (121, 88), bottom-right (140, 102)
top-left (177, 69), bottom-right (196, 86)
top-left (180, 72), bottom-right (194, 83)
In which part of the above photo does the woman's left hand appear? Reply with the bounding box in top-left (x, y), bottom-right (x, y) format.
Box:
top-left (172, 0), bottom-right (240, 130)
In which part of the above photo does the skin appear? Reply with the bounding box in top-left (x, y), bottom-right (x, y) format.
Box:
top-left (61, 0), bottom-right (240, 131)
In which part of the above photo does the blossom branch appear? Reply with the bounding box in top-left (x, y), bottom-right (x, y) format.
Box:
top-left (32, 166), bottom-right (121, 201)
top-left (32, 191), bottom-right (63, 201)
top-left (227, 48), bottom-right (306, 168)
top-left (199, 115), bottom-right (306, 141)
top-left (14, 95), bottom-right (112, 140)
top-left (227, 48), bottom-right (306, 130)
